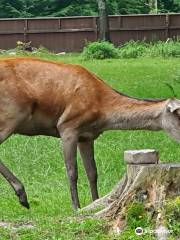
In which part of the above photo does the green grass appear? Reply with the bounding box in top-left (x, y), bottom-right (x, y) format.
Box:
top-left (0, 53), bottom-right (180, 239)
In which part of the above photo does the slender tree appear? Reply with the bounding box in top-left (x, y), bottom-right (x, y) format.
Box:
top-left (97, 0), bottom-right (110, 41)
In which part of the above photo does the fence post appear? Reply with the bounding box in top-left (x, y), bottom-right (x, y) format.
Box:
top-left (119, 15), bottom-right (123, 28)
top-left (58, 18), bottom-right (61, 29)
top-left (24, 19), bottom-right (28, 43)
top-left (165, 14), bottom-right (170, 39)
top-left (93, 16), bottom-right (98, 41)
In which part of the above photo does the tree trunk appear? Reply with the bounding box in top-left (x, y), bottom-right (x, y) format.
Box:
top-left (81, 150), bottom-right (180, 237)
top-left (149, 0), bottom-right (158, 13)
top-left (97, 0), bottom-right (110, 41)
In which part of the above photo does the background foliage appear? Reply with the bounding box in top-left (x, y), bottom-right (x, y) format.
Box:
top-left (0, 0), bottom-right (179, 18)
top-left (81, 40), bottom-right (180, 59)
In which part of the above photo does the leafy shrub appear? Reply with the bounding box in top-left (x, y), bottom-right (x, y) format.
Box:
top-left (81, 41), bottom-right (119, 59)
top-left (145, 40), bottom-right (180, 57)
top-left (101, 39), bottom-right (180, 59)
top-left (118, 40), bottom-right (148, 58)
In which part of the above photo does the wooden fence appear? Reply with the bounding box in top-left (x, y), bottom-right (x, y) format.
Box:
top-left (0, 14), bottom-right (179, 52)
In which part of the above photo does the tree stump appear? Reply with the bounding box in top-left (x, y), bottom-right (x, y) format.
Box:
top-left (81, 149), bottom-right (180, 236)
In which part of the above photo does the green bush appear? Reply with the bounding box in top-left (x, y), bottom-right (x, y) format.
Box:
top-left (118, 40), bottom-right (148, 58)
top-left (145, 40), bottom-right (180, 57)
top-left (81, 41), bottom-right (119, 59)
top-left (118, 39), bottom-right (180, 58)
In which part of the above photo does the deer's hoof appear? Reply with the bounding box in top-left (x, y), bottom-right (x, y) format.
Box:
top-left (20, 198), bottom-right (30, 209)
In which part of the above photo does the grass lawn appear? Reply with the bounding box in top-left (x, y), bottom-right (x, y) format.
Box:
top-left (0, 53), bottom-right (180, 239)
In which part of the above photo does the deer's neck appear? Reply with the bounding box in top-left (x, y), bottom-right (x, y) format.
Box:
top-left (101, 93), bottom-right (167, 131)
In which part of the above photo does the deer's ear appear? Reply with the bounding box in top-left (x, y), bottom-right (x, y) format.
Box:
top-left (167, 101), bottom-right (180, 113)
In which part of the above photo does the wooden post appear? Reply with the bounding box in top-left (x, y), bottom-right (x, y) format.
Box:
top-left (24, 19), bottom-right (28, 43)
top-left (165, 14), bottom-right (170, 40)
top-left (93, 17), bottom-right (98, 41)
top-left (58, 18), bottom-right (61, 29)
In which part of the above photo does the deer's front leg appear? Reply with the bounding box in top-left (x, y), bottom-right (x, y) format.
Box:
top-left (60, 129), bottom-right (80, 210)
top-left (78, 140), bottom-right (99, 201)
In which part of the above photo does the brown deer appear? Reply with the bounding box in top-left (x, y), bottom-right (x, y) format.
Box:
top-left (0, 57), bottom-right (179, 210)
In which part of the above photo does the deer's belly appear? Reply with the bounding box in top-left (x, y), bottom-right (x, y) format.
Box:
top-left (15, 126), bottom-right (59, 137)
top-left (15, 112), bottom-right (59, 137)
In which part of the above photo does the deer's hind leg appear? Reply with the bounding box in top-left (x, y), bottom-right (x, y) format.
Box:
top-left (0, 160), bottom-right (29, 209)
top-left (0, 112), bottom-right (30, 208)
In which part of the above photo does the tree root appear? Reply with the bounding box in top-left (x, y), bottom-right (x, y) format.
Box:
top-left (81, 162), bottom-right (180, 235)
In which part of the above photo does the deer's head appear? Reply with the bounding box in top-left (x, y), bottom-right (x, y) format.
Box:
top-left (162, 98), bottom-right (180, 141)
